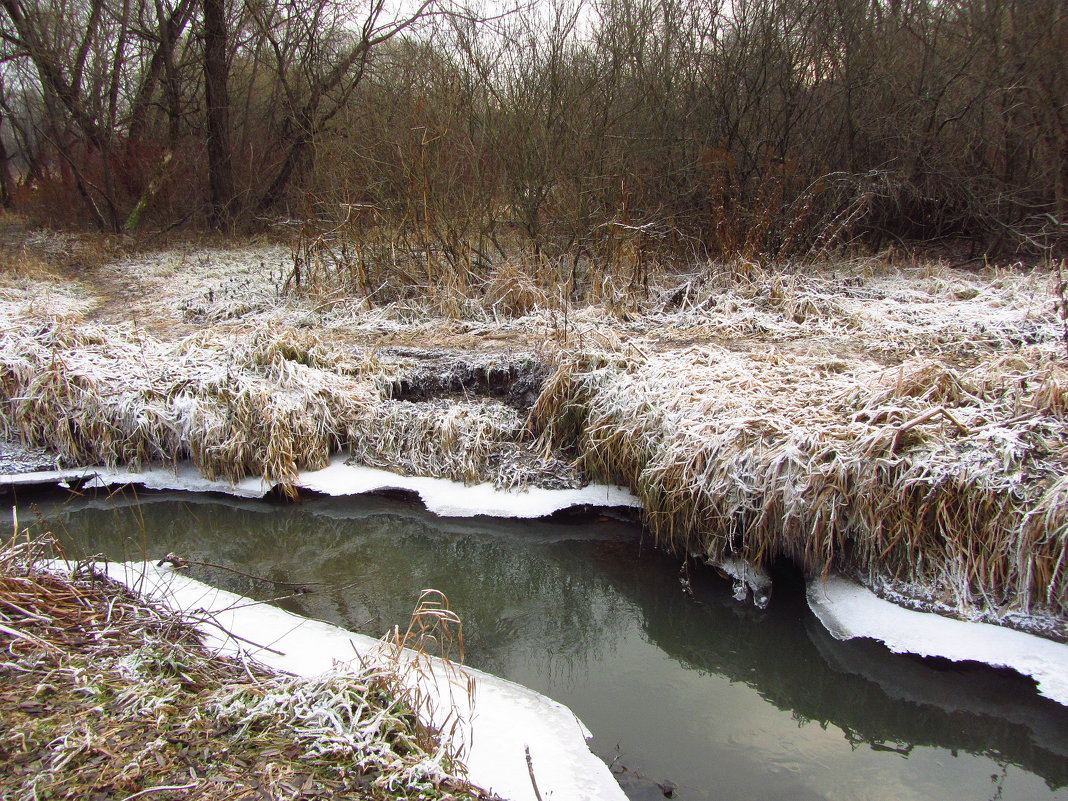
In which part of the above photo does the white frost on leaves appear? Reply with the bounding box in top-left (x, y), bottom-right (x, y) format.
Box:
top-left (0, 277), bottom-right (96, 321)
top-left (87, 561), bottom-right (627, 801)
top-left (103, 246), bottom-right (293, 328)
top-left (808, 575), bottom-right (1068, 707)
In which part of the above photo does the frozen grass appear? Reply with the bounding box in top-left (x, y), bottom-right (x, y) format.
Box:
top-left (0, 315), bottom-right (570, 490)
top-left (0, 530), bottom-right (488, 801)
top-left (2, 238), bottom-right (1066, 631)
top-left (532, 341), bottom-right (1068, 633)
top-left (0, 320), bottom-right (372, 488)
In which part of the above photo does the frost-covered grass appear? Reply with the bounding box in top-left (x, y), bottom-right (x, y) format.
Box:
top-left (1, 237), bottom-right (1066, 632)
top-left (0, 532), bottom-right (488, 801)
top-left (0, 316), bottom-right (570, 489)
top-left (531, 338), bottom-right (1068, 634)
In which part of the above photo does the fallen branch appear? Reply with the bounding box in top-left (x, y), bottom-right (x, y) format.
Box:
top-left (185, 610), bottom-right (286, 656)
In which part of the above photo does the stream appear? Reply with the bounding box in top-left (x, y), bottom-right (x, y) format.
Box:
top-left (23, 488), bottom-right (1068, 801)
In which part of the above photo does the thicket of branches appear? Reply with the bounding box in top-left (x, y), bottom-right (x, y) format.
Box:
top-left (0, 0), bottom-right (1065, 263)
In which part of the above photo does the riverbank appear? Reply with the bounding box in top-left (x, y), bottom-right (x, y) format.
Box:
top-left (0, 534), bottom-right (490, 801)
top-left (13, 457), bottom-right (1068, 710)
top-left (2, 228), bottom-right (1066, 639)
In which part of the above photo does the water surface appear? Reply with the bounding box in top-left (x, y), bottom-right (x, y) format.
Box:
top-left (27, 489), bottom-right (1068, 801)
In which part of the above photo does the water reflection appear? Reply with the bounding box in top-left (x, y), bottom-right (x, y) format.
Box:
top-left (36, 492), bottom-right (633, 678)
top-left (595, 549), bottom-right (1068, 791)
top-left (25, 489), bottom-right (1068, 800)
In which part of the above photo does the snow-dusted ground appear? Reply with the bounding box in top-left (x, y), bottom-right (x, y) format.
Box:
top-left (79, 561), bottom-right (626, 801)
top-left (6, 236), bottom-right (1068, 800)
top-left (808, 576), bottom-right (1068, 707)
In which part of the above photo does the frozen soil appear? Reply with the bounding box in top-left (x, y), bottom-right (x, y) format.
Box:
top-left (1, 231), bottom-right (1066, 637)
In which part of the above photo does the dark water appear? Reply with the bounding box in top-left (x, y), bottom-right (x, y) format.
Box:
top-left (22, 489), bottom-right (1068, 801)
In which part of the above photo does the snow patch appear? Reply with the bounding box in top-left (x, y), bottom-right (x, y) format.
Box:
top-left (83, 464), bottom-right (269, 498)
top-left (82, 561), bottom-right (626, 801)
top-left (808, 575), bottom-right (1068, 707)
top-left (70, 456), bottom-right (641, 518)
top-left (297, 458), bottom-right (641, 517)
top-left (0, 468), bottom-right (89, 488)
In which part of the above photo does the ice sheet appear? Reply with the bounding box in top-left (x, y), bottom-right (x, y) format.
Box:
top-left (295, 458), bottom-right (641, 517)
top-left (74, 456), bottom-right (641, 518)
top-left (808, 575), bottom-right (1068, 707)
top-left (83, 464), bottom-right (268, 497)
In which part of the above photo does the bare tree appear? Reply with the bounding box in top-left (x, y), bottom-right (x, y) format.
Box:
top-left (238, 0), bottom-right (441, 217)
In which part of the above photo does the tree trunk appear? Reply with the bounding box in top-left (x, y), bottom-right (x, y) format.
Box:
top-left (203, 0), bottom-right (235, 229)
top-left (0, 115), bottom-right (13, 208)
top-left (124, 148), bottom-right (174, 232)
top-left (128, 0), bottom-right (195, 146)
top-left (255, 135), bottom-right (311, 214)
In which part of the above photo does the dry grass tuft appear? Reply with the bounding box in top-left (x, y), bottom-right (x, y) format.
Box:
top-left (0, 320), bottom-right (374, 489)
top-left (0, 316), bottom-right (573, 490)
top-left (0, 249), bottom-right (57, 281)
top-left (481, 262), bottom-right (553, 319)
